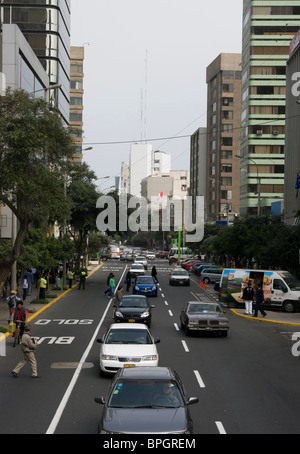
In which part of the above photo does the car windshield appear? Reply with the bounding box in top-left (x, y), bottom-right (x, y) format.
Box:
top-left (119, 297), bottom-right (148, 308)
top-left (187, 303), bottom-right (221, 314)
top-left (106, 329), bottom-right (152, 344)
top-left (136, 277), bottom-right (155, 284)
top-left (108, 379), bottom-right (185, 408)
top-left (131, 265), bottom-right (143, 269)
top-left (172, 270), bottom-right (188, 276)
top-left (281, 273), bottom-right (300, 291)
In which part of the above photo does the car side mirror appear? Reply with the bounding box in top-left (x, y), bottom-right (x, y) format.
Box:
top-left (96, 338), bottom-right (104, 344)
top-left (151, 305), bottom-right (155, 308)
top-left (155, 338), bottom-right (160, 344)
top-left (187, 397), bottom-right (199, 406)
top-left (95, 396), bottom-right (105, 405)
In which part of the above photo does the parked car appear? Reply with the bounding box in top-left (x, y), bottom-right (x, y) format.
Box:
top-left (129, 263), bottom-right (145, 278)
top-left (97, 323), bottom-right (160, 375)
top-left (133, 275), bottom-right (158, 297)
top-left (181, 260), bottom-right (198, 270)
top-left (113, 295), bottom-right (154, 327)
top-left (191, 262), bottom-right (203, 274)
top-left (199, 268), bottom-right (223, 284)
top-left (134, 256), bottom-right (148, 270)
top-left (185, 261), bottom-right (201, 272)
top-left (95, 367), bottom-right (199, 434)
top-left (180, 301), bottom-right (229, 336)
top-left (169, 269), bottom-right (190, 286)
top-left (196, 264), bottom-right (218, 276)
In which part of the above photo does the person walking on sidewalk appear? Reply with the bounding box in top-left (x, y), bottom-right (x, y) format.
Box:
top-left (68, 269), bottom-right (74, 289)
top-left (11, 325), bottom-right (40, 378)
top-left (242, 281), bottom-right (254, 315)
top-left (253, 283), bottom-right (267, 318)
top-left (39, 274), bottom-right (47, 299)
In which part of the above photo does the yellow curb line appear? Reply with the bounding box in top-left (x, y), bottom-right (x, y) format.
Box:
top-left (230, 308), bottom-right (300, 327)
top-left (1, 263), bottom-right (104, 341)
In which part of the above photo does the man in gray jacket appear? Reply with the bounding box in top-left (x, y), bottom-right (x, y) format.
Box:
top-left (11, 325), bottom-right (40, 378)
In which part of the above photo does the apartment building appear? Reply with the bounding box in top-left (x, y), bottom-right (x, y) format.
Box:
top-left (70, 46), bottom-right (85, 163)
top-left (240, 0), bottom-right (300, 215)
top-left (1, 0), bottom-right (71, 124)
top-left (206, 53), bottom-right (242, 223)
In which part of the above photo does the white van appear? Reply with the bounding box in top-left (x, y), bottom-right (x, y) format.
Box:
top-left (220, 269), bottom-right (300, 313)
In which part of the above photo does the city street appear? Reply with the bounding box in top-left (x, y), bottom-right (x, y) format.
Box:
top-left (1, 259), bottom-right (300, 435)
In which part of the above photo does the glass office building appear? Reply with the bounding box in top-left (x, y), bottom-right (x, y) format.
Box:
top-left (1, 0), bottom-right (71, 124)
top-left (240, 0), bottom-right (300, 215)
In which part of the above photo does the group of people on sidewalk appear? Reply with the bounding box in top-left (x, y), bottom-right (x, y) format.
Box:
top-left (242, 280), bottom-right (267, 318)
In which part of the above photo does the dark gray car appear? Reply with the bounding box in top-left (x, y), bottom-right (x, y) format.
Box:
top-left (95, 367), bottom-right (199, 434)
top-left (180, 301), bottom-right (229, 336)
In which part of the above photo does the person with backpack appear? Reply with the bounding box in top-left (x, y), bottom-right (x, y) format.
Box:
top-left (104, 272), bottom-right (113, 296)
top-left (6, 291), bottom-right (21, 323)
top-left (242, 280), bottom-right (254, 315)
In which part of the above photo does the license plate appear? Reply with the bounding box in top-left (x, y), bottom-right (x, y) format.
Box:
top-left (124, 364), bottom-right (135, 368)
top-left (144, 289), bottom-right (148, 293)
top-left (128, 319), bottom-right (135, 323)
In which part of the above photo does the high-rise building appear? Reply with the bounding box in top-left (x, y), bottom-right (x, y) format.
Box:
top-left (129, 143), bottom-right (153, 197)
top-left (206, 53), bottom-right (242, 223)
top-left (190, 127), bottom-right (207, 221)
top-left (1, 0), bottom-right (71, 124)
top-left (70, 46), bottom-right (84, 163)
top-left (240, 0), bottom-right (300, 216)
top-left (284, 30), bottom-right (300, 225)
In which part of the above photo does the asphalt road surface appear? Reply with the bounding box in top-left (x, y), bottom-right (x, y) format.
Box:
top-left (1, 259), bottom-right (300, 435)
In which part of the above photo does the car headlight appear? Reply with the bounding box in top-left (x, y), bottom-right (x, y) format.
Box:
top-left (101, 354), bottom-right (118, 361)
top-left (135, 286), bottom-right (140, 290)
top-left (152, 286), bottom-right (156, 290)
top-left (141, 355), bottom-right (157, 361)
top-left (140, 311), bottom-right (150, 318)
top-left (115, 311), bottom-right (123, 318)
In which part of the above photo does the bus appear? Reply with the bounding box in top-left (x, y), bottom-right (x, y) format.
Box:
top-left (168, 247), bottom-right (193, 263)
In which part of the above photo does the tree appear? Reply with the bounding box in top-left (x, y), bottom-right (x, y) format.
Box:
top-left (0, 89), bottom-right (74, 294)
top-left (67, 163), bottom-right (100, 270)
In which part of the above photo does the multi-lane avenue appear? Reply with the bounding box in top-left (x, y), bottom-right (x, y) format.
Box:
top-left (1, 259), bottom-right (300, 435)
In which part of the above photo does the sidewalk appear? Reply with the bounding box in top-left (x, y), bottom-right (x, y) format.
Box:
top-left (0, 262), bottom-right (102, 330)
top-left (231, 308), bottom-right (300, 327)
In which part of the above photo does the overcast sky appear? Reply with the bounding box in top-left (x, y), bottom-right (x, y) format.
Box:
top-left (71, 0), bottom-right (243, 191)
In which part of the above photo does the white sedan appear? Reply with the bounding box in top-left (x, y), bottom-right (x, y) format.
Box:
top-left (97, 324), bottom-right (160, 375)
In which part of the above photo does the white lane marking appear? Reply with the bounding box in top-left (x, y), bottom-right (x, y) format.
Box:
top-left (215, 421), bottom-right (227, 435)
top-left (164, 301), bottom-right (168, 306)
top-left (193, 370), bottom-right (205, 388)
top-left (182, 340), bottom-right (189, 352)
top-left (168, 310), bottom-right (173, 317)
top-left (46, 266), bottom-right (128, 434)
top-left (174, 323), bottom-right (179, 331)
top-left (161, 293), bottom-right (165, 298)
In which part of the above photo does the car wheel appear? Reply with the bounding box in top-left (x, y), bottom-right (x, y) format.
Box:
top-left (203, 277), bottom-right (210, 284)
top-left (283, 300), bottom-right (295, 313)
